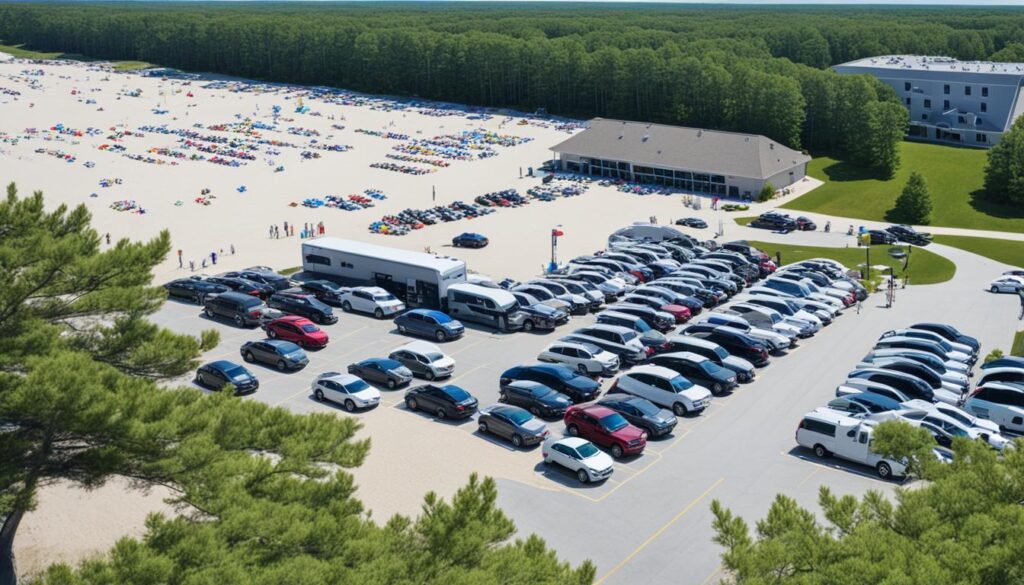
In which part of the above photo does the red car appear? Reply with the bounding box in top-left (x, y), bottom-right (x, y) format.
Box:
top-left (660, 303), bottom-right (692, 324)
top-left (264, 316), bottom-right (329, 349)
top-left (564, 405), bottom-right (647, 458)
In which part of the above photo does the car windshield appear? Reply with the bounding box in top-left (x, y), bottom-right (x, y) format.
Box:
top-left (300, 324), bottom-right (319, 333)
top-left (600, 413), bottom-right (629, 432)
top-left (633, 320), bottom-right (651, 333)
top-left (443, 386), bottom-right (471, 401)
top-left (507, 409), bottom-right (533, 426)
top-left (547, 366), bottom-right (574, 381)
top-left (224, 365), bottom-right (248, 379)
top-left (670, 376), bottom-right (695, 392)
top-left (379, 359), bottom-right (403, 370)
top-left (576, 442), bottom-right (600, 458)
top-left (712, 346), bottom-right (729, 359)
top-left (432, 312), bottom-right (453, 324)
top-left (530, 387), bottom-right (553, 399)
top-left (620, 330), bottom-right (639, 342)
top-left (373, 294), bottom-right (397, 301)
top-left (768, 313), bottom-right (781, 324)
top-left (426, 352), bottom-right (445, 362)
top-left (347, 379), bottom-right (370, 392)
top-left (629, 399), bottom-right (659, 416)
top-left (286, 351), bottom-right (305, 360)
top-left (319, 282), bottom-right (342, 291)
top-left (699, 361), bottom-right (724, 375)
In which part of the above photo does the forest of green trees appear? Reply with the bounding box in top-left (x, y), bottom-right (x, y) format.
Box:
top-left (6, 3), bottom-right (1024, 171)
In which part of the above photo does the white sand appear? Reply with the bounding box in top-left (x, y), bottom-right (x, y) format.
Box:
top-left (0, 55), bottom-right (819, 577)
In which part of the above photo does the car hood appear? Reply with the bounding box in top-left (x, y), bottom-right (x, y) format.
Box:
top-left (389, 366), bottom-right (414, 379)
top-left (353, 387), bottom-right (382, 401)
top-left (541, 393), bottom-right (573, 407)
top-left (646, 409), bottom-right (677, 426)
top-left (612, 424), bottom-right (647, 442)
top-left (723, 355), bottom-right (755, 372)
top-left (566, 376), bottom-right (601, 392)
top-left (432, 357), bottom-right (456, 370)
top-left (583, 450), bottom-right (615, 472)
top-left (519, 417), bottom-right (549, 435)
top-left (680, 384), bottom-right (713, 402)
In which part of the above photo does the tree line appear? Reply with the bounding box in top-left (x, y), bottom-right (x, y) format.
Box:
top-left (8, 4), bottom-right (1024, 172)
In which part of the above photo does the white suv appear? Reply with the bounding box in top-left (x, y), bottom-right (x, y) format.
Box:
top-left (612, 365), bottom-right (712, 416)
top-left (338, 286), bottom-right (405, 318)
top-left (964, 382), bottom-right (1024, 434)
top-left (311, 372), bottom-right (381, 412)
top-left (538, 340), bottom-right (619, 376)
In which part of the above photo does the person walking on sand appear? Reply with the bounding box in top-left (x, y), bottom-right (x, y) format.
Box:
top-left (177, 249), bottom-right (183, 268)
top-left (189, 260), bottom-right (194, 272)
top-left (283, 221), bottom-right (289, 236)
top-left (269, 224), bottom-right (274, 238)
top-left (211, 251), bottom-right (217, 265)
top-left (230, 244), bottom-right (235, 255)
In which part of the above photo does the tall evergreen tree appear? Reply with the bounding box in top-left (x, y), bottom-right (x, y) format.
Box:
top-left (984, 117), bottom-right (1024, 205)
top-left (892, 171), bottom-right (933, 224)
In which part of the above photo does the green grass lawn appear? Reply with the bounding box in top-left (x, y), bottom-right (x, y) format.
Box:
top-left (0, 43), bottom-right (151, 71)
top-left (782, 141), bottom-right (1024, 234)
top-left (746, 240), bottom-right (956, 285)
top-left (931, 235), bottom-right (1024, 268)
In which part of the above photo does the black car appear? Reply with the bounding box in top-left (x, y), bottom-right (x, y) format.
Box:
top-left (911, 322), bottom-right (981, 354)
top-left (749, 212), bottom-right (797, 231)
top-left (646, 353), bottom-right (738, 396)
top-left (866, 229), bottom-right (898, 245)
top-left (675, 217), bottom-right (708, 229)
top-left (347, 357), bottom-right (414, 389)
top-left (517, 302), bottom-right (569, 331)
top-left (207, 276), bottom-right (274, 299)
top-left (267, 291), bottom-right (338, 324)
top-left (499, 380), bottom-right (572, 418)
top-left (203, 291), bottom-right (267, 327)
top-left (597, 394), bottom-right (677, 437)
top-left (221, 269), bottom-right (293, 291)
top-left (165, 278), bottom-right (229, 304)
top-left (195, 360), bottom-right (259, 394)
top-left (499, 364), bottom-right (600, 404)
top-left (982, 356), bottom-right (1024, 371)
top-left (300, 279), bottom-right (347, 305)
top-left (795, 216), bottom-right (817, 231)
top-left (885, 225), bottom-right (932, 246)
top-left (404, 384), bottom-right (479, 419)
top-left (688, 329), bottom-right (770, 367)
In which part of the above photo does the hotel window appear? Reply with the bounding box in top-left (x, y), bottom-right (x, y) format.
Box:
top-left (924, 99), bottom-right (931, 108)
top-left (904, 82), bottom-right (911, 91)
top-left (905, 97), bottom-right (911, 106)
top-left (981, 102), bottom-right (987, 113)
top-left (943, 84), bottom-right (950, 95)
top-left (922, 114), bottom-right (928, 120)
top-left (965, 86), bottom-right (972, 96)
top-left (943, 100), bottom-right (950, 110)
top-left (982, 87), bottom-right (989, 97)
top-left (977, 134), bottom-right (988, 143)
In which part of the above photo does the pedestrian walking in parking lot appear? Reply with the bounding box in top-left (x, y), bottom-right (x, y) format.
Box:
top-left (211, 251), bottom-right (217, 265)
top-left (189, 260), bottom-right (194, 272)
top-left (856, 299), bottom-right (862, 314)
top-left (177, 249), bottom-right (183, 268)
top-left (283, 220), bottom-right (289, 236)
top-left (230, 244), bottom-right (235, 255)
top-left (1018, 287), bottom-right (1024, 320)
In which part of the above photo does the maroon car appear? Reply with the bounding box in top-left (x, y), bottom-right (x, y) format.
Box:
top-left (564, 405), bottom-right (647, 458)
top-left (264, 316), bottom-right (329, 349)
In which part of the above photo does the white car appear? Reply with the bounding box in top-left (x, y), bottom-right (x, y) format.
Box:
top-left (964, 382), bottom-right (1024, 434)
top-left (988, 275), bottom-right (1024, 294)
top-left (338, 286), bottom-right (405, 318)
top-left (541, 436), bottom-right (614, 484)
top-left (388, 341), bottom-right (455, 380)
top-left (311, 372), bottom-right (381, 411)
top-left (538, 340), bottom-right (619, 376)
top-left (612, 365), bottom-right (712, 416)
top-left (900, 399), bottom-right (1011, 450)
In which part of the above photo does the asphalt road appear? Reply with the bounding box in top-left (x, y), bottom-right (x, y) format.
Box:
top-left (151, 238), bottom-right (1023, 585)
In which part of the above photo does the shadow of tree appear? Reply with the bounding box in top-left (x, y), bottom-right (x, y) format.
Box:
top-left (968, 188), bottom-right (1024, 220)
top-left (817, 158), bottom-right (892, 183)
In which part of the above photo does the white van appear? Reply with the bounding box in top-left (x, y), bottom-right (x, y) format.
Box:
top-left (795, 410), bottom-right (909, 479)
top-left (964, 382), bottom-right (1024, 434)
top-left (447, 283), bottom-right (525, 331)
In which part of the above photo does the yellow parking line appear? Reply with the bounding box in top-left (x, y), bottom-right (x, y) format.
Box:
top-left (271, 385), bottom-right (313, 407)
top-left (331, 325), bottom-right (368, 341)
top-left (593, 478), bottom-right (725, 585)
top-left (699, 566), bottom-right (724, 585)
top-left (444, 362), bottom-right (492, 386)
top-left (797, 468), bottom-right (820, 488)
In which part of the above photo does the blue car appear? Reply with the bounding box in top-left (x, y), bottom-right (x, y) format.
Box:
top-left (195, 360), bottom-right (259, 394)
top-left (394, 309), bottom-right (465, 342)
top-left (452, 232), bottom-right (489, 248)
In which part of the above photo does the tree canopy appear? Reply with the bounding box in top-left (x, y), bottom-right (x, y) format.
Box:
top-left (893, 171), bottom-right (933, 225)
top-left (1, 3), bottom-right (1010, 168)
top-left (0, 183), bottom-right (592, 585)
top-left (711, 420), bottom-right (1024, 584)
top-left (984, 117), bottom-right (1024, 206)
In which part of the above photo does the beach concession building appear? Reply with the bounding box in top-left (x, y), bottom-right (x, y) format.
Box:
top-left (548, 118), bottom-right (810, 199)
top-left (833, 55), bottom-right (1024, 147)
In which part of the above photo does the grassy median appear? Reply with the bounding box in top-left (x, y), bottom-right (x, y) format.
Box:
top-left (931, 235), bottom-right (1024, 268)
top-left (745, 240), bottom-right (956, 285)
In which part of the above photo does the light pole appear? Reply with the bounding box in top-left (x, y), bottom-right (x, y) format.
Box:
top-left (550, 226), bottom-right (563, 272)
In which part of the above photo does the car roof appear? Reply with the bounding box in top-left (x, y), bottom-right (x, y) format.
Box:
top-left (275, 315), bottom-right (311, 324)
top-left (355, 286), bottom-right (390, 295)
top-left (626, 365), bottom-right (680, 380)
top-left (555, 436), bottom-right (591, 449)
top-left (362, 357), bottom-right (399, 366)
top-left (209, 360), bottom-right (240, 370)
top-left (507, 379), bottom-right (546, 390)
top-left (803, 409), bottom-right (859, 425)
top-left (655, 351), bottom-right (706, 363)
top-left (406, 308), bottom-right (447, 318)
top-left (266, 339), bottom-right (300, 350)
top-left (321, 373), bottom-right (362, 384)
top-left (578, 404), bottom-right (617, 417)
top-left (549, 340), bottom-right (601, 352)
top-left (397, 340), bottom-right (443, 354)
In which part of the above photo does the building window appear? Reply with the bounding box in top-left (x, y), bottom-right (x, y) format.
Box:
top-left (965, 86), bottom-right (972, 96)
top-left (922, 114), bottom-right (928, 120)
top-left (976, 118), bottom-right (983, 126)
top-left (943, 100), bottom-right (950, 110)
top-left (982, 86), bottom-right (989, 97)
top-left (904, 82), bottom-right (911, 91)
top-left (977, 134), bottom-right (988, 143)
top-left (944, 84), bottom-right (950, 95)
top-left (958, 115), bottom-right (965, 124)
top-left (305, 254), bottom-right (331, 266)
top-left (924, 99), bottom-right (931, 108)
top-left (981, 102), bottom-right (987, 113)
top-left (905, 97), bottom-right (911, 106)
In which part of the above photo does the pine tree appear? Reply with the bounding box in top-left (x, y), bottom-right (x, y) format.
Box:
top-left (892, 171), bottom-right (933, 225)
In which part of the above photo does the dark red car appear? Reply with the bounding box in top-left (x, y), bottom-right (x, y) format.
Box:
top-left (564, 405), bottom-right (647, 458)
top-left (264, 316), bottom-right (329, 349)
top-left (660, 303), bottom-right (692, 324)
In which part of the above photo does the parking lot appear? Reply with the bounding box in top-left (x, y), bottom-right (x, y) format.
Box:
top-left (151, 237), bottom-right (1023, 585)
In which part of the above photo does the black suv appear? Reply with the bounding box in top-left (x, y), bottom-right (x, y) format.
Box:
top-left (165, 278), bottom-right (229, 304)
top-left (687, 328), bottom-right (770, 367)
top-left (749, 212), bottom-right (797, 231)
top-left (221, 270), bottom-right (293, 291)
top-left (885, 225), bottom-right (932, 246)
top-left (866, 229), bottom-right (897, 245)
top-left (267, 291), bottom-right (338, 324)
top-left (203, 291), bottom-right (267, 327)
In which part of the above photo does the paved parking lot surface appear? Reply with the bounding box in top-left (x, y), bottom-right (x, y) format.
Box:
top-left (152, 239), bottom-right (1022, 585)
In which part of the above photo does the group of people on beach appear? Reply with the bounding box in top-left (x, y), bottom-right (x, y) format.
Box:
top-left (269, 221), bottom-right (324, 239)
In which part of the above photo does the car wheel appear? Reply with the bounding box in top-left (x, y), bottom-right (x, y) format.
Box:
top-left (529, 406), bottom-right (541, 416)
top-left (478, 421), bottom-right (489, 433)
top-left (611, 444), bottom-right (624, 459)
top-left (712, 382), bottom-right (724, 396)
top-left (398, 324), bottom-right (407, 334)
top-left (312, 313), bottom-right (324, 324)
top-left (876, 462), bottom-right (892, 479)
top-left (567, 424), bottom-right (579, 436)
top-left (672, 403), bottom-right (688, 417)
top-left (344, 400), bottom-right (356, 412)
top-left (498, 392), bottom-right (508, 403)
top-left (813, 444), bottom-right (829, 458)
top-left (577, 469), bottom-right (590, 484)
top-left (991, 285), bottom-right (999, 293)
top-left (577, 363), bottom-right (588, 375)
top-left (523, 320), bottom-right (534, 332)
top-left (406, 397), bottom-right (418, 411)
top-left (268, 328), bottom-right (277, 339)
top-left (204, 308), bottom-right (215, 319)
top-left (244, 351), bottom-right (255, 363)
top-left (435, 330), bottom-right (447, 342)
top-left (342, 301), bottom-right (352, 312)
top-left (511, 434), bottom-right (524, 448)
top-left (424, 370), bottom-right (435, 381)
top-left (196, 293), bottom-right (206, 305)
top-left (387, 379), bottom-right (397, 390)
top-left (374, 308), bottom-right (384, 319)
top-left (436, 407), bottom-right (446, 419)
top-left (276, 360), bottom-right (287, 371)
top-left (314, 389), bottom-right (325, 401)
top-left (196, 372), bottom-right (206, 387)
top-left (234, 315), bottom-right (244, 327)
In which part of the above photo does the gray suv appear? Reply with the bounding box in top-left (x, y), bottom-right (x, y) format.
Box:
top-left (204, 291), bottom-right (267, 327)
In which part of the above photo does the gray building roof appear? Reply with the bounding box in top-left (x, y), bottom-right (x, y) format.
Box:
top-left (837, 55), bottom-right (1024, 77)
top-left (550, 118), bottom-right (810, 180)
